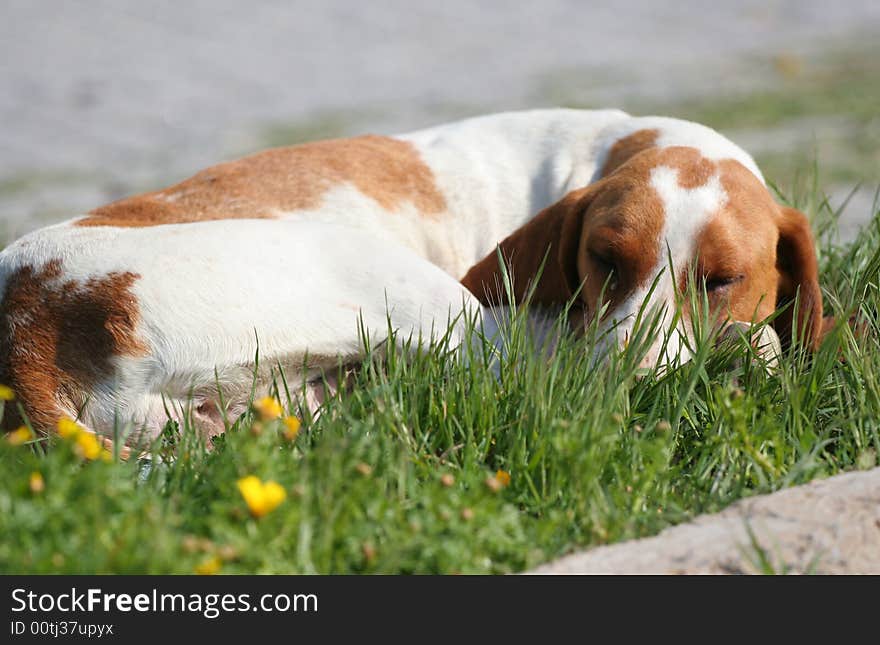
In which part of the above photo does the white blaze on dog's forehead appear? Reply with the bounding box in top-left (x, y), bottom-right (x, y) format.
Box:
top-left (597, 162), bottom-right (730, 369)
top-left (649, 164), bottom-right (728, 273)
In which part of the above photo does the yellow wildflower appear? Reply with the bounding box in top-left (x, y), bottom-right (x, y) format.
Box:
top-left (0, 384), bottom-right (15, 400)
top-left (29, 472), bottom-right (45, 494)
top-left (253, 396), bottom-right (283, 421)
top-left (7, 426), bottom-right (34, 446)
top-left (74, 431), bottom-right (103, 461)
top-left (282, 416), bottom-right (301, 441)
top-left (237, 475), bottom-right (286, 518)
top-left (57, 417), bottom-right (81, 439)
top-left (495, 470), bottom-right (511, 487)
top-left (56, 418), bottom-right (110, 460)
top-left (194, 556), bottom-right (222, 575)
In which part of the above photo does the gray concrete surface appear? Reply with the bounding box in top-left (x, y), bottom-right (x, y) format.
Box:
top-left (2, 1), bottom-right (879, 237)
top-left (529, 466), bottom-right (880, 574)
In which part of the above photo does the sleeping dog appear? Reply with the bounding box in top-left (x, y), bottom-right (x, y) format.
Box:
top-left (0, 109), bottom-right (827, 444)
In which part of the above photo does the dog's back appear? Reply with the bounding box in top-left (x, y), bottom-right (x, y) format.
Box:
top-left (0, 219), bottom-right (481, 440)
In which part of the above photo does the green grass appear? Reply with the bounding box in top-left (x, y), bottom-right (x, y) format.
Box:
top-left (645, 44), bottom-right (880, 188)
top-left (1, 178), bottom-right (878, 574)
top-left (545, 41), bottom-right (880, 190)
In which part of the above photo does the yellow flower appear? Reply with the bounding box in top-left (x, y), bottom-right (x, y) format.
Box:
top-left (29, 472), bottom-right (45, 494)
top-left (74, 431), bottom-right (103, 461)
top-left (282, 416), bottom-right (301, 441)
top-left (495, 470), bottom-right (511, 487)
top-left (57, 417), bottom-right (81, 439)
top-left (194, 556), bottom-right (222, 575)
top-left (253, 396), bottom-right (283, 421)
top-left (237, 475), bottom-right (287, 518)
top-left (0, 384), bottom-right (15, 400)
top-left (6, 426), bottom-right (34, 446)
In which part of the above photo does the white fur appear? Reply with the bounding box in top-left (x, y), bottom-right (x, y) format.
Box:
top-left (396, 109), bottom-right (628, 277)
top-left (0, 220), bottom-right (485, 437)
top-left (597, 165), bottom-right (730, 367)
top-left (0, 108), bottom-right (772, 438)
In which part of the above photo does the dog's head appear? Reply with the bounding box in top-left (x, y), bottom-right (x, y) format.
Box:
top-left (461, 143), bottom-right (827, 367)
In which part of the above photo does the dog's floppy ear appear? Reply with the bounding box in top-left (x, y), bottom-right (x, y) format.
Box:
top-left (460, 186), bottom-right (592, 306)
top-left (773, 206), bottom-right (826, 350)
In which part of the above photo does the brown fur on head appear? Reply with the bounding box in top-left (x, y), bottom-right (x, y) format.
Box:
top-left (772, 205), bottom-right (827, 350)
top-left (461, 142), bottom-right (830, 363)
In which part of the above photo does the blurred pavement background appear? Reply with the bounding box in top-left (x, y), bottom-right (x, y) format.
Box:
top-left (1, 0), bottom-right (879, 240)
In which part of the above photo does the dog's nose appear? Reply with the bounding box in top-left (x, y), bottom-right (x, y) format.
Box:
top-left (716, 321), bottom-right (782, 370)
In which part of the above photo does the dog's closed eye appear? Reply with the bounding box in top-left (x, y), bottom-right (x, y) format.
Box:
top-left (704, 274), bottom-right (744, 293)
top-left (589, 250), bottom-right (619, 292)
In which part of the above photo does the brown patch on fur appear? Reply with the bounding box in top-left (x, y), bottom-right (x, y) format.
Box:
top-left (773, 205), bottom-right (824, 349)
top-left (0, 261), bottom-right (147, 434)
top-left (687, 160), bottom-right (824, 347)
top-left (689, 159), bottom-right (780, 326)
top-left (461, 188), bottom-right (587, 307)
top-left (676, 156), bottom-right (718, 189)
top-left (77, 135), bottom-right (446, 227)
top-left (463, 146), bottom-right (713, 321)
top-left (572, 169), bottom-right (666, 319)
top-left (462, 144), bottom-right (826, 350)
top-left (590, 144), bottom-right (714, 319)
top-left (685, 159), bottom-right (824, 349)
top-left (599, 129), bottom-right (660, 178)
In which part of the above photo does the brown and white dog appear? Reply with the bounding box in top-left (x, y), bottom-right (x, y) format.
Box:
top-left (462, 128), bottom-right (829, 367)
top-left (0, 109), bottom-right (828, 444)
